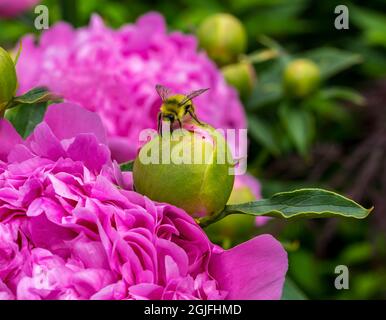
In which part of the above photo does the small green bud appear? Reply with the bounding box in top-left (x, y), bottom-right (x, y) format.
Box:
top-left (133, 125), bottom-right (235, 217)
top-left (197, 13), bottom-right (247, 66)
top-left (283, 59), bottom-right (321, 98)
top-left (0, 46), bottom-right (17, 112)
top-left (222, 61), bottom-right (256, 99)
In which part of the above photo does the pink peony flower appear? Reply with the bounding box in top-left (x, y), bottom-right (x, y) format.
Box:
top-left (0, 103), bottom-right (286, 300)
top-left (16, 12), bottom-right (247, 163)
top-left (0, 0), bottom-right (40, 17)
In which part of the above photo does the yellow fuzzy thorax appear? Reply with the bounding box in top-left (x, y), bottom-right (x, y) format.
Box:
top-left (160, 94), bottom-right (193, 120)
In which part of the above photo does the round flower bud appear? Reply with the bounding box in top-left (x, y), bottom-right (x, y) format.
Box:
top-left (222, 61), bottom-right (256, 99)
top-left (0, 46), bottom-right (17, 110)
top-left (133, 124), bottom-right (235, 217)
top-left (197, 13), bottom-right (247, 66)
top-left (283, 58), bottom-right (321, 98)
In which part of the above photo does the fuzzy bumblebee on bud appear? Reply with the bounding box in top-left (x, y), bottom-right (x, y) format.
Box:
top-left (0, 46), bottom-right (17, 113)
top-left (133, 85), bottom-right (235, 217)
top-left (283, 58), bottom-right (321, 98)
top-left (197, 13), bottom-right (247, 66)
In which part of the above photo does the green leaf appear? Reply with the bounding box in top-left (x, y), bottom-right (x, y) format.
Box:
top-left (281, 278), bottom-right (307, 300)
top-left (350, 5), bottom-right (386, 47)
top-left (247, 60), bottom-right (284, 110)
top-left (278, 103), bottom-right (314, 156)
top-left (225, 188), bottom-right (372, 219)
top-left (305, 96), bottom-right (349, 123)
top-left (11, 87), bottom-right (61, 106)
top-left (120, 160), bottom-right (134, 172)
top-left (303, 48), bottom-right (362, 80)
top-left (318, 87), bottom-right (365, 106)
top-left (242, 1), bottom-right (310, 36)
top-left (5, 102), bottom-right (47, 138)
top-left (198, 188), bottom-right (372, 227)
top-left (352, 272), bottom-right (384, 299)
top-left (288, 250), bottom-right (321, 293)
top-left (248, 115), bottom-right (281, 155)
top-left (339, 242), bottom-right (373, 265)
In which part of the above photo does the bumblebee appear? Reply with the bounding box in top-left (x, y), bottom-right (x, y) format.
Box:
top-left (155, 84), bottom-right (209, 135)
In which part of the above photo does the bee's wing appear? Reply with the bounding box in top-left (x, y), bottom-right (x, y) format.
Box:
top-left (155, 84), bottom-right (171, 101)
top-left (179, 88), bottom-right (209, 106)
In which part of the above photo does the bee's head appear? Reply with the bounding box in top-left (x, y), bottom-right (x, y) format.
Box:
top-left (162, 113), bottom-right (175, 123)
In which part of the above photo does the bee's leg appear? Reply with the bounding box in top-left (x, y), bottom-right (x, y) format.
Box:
top-left (177, 118), bottom-right (182, 129)
top-left (188, 110), bottom-right (203, 126)
top-left (157, 112), bottom-right (162, 136)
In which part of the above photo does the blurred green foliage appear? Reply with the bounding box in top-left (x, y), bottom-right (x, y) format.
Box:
top-left (1, 0), bottom-right (385, 299)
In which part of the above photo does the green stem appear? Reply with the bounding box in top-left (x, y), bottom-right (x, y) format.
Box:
top-left (60, 0), bottom-right (78, 27)
top-left (197, 208), bottom-right (231, 228)
top-left (0, 99), bottom-right (13, 117)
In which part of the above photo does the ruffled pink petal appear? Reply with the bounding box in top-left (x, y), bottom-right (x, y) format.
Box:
top-left (0, 119), bottom-right (22, 161)
top-left (209, 234), bottom-right (288, 300)
top-left (91, 280), bottom-right (127, 300)
top-left (70, 269), bottom-right (115, 299)
top-left (108, 137), bottom-right (136, 164)
top-left (0, 279), bottom-right (15, 300)
top-left (44, 103), bottom-right (107, 144)
top-left (67, 134), bottom-right (111, 173)
top-left (28, 122), bottom-right (66, 160)
top-left (128, 283), bottom-right (164, 300)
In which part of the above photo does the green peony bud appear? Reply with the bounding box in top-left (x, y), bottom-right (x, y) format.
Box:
top-left (283, 58), bottom-right (321, 98)
top-left (133, 125), bottom-right (235, 217)
top-left (222, 61), bottom-right (256, 99)
top-left (197, 13), bottom-right (247, 66)
top-left (0, 46), bottom-right (17, 112)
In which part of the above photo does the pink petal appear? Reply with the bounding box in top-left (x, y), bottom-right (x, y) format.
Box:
top-left (44, 103), bottom-right (107, 144)
top-left (66, 134), bottom-right (110, 173)
top-left (0, 279), bottom-right (15, 300)
top-left (71, 269), bottom-right (115, 299)
top-left (91, 281), bottom-right (127, 300)
top-left (40, 22), bottom-right (74, 48)
top-left (69, 234), bottom-right (110, 269)
top-left (128, 283), bottom-right (164, 300)
top-left (0, 119), bottom-right (22, 161)
top-left (136, 12), bottom-right (166, 34)
top-left (27, 211), bottom-right (75, 252)
top-left (29, 122), bottom-right (66, 160)
top-left (209, 234), bottom-right (288, 300)
top-left (8, 144), bottom-right (35, 163)
top-left (255, 217), bottom-right (271, 227)
top-left (108, 137), bottom-right (136, 164)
